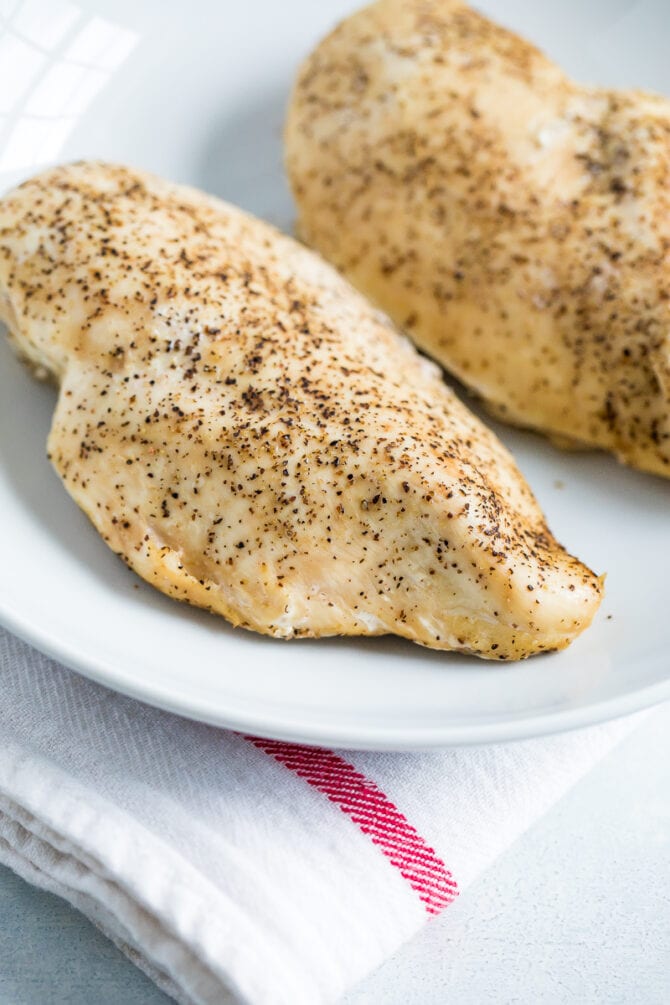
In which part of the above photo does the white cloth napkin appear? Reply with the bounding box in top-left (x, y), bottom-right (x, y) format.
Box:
top-left (0, 626), bottom-right (640, 1005)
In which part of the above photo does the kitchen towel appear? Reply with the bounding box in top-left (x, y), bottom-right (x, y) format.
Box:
top-left (0, 625), bottom-right (640, 1005)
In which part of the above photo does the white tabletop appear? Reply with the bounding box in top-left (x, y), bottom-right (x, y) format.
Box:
top-left (0, 704), bottom-right (668, 1003)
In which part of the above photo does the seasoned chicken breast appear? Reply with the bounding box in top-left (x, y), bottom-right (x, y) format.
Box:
top-left (0, 162), bottom-right (601, 659)
top-left (286, 0), bottom-right (670, 477)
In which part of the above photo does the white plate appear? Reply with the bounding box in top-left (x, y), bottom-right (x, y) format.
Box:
top-left (0, 0), bottom-right (669, 748)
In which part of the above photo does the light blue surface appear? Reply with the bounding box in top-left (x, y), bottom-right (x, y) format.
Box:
top-left (1, 706), bottom-right (668, 1004)
top-left (0, 867), bottom-right (170, 1004)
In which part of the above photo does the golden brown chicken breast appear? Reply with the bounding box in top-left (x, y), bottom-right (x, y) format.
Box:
top-left (286, 0), bottom-right (670, 477)
top-left (0, 162), bottom-right (602, 658)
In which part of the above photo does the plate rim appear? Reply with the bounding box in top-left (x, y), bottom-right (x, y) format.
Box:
top-left (2, 599), bottom-right (667, 749)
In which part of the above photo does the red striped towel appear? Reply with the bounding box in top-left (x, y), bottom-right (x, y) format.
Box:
top-left (0, 627), bottom-right (638, 1005)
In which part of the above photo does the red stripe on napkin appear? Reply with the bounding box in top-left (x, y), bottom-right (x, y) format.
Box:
top-left (245, 737), bottom-right (458, 914)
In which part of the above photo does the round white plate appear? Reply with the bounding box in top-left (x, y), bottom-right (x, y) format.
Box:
top-left (1, 0), bottom-right (669, 748)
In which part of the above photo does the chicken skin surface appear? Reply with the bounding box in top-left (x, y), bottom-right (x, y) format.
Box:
top-left (286, 0), bottom-right (670, 477)
top-left (0, 162), bottom-right (602, 658)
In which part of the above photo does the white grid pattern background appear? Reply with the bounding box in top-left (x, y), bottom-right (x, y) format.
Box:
top-left (0, 0), bottom-right (137, 173)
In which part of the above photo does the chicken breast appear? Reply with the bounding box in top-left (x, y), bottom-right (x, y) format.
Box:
top-left (286, 0), bottom-right (670, 477)
top-left (0, 162), bottom-right (601, 659)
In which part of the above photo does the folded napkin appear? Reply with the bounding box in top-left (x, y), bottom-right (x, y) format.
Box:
top-left (0, 626), bottom-right (639, 1005)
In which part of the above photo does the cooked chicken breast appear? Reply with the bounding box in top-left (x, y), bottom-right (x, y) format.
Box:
top-left (0, 162), bottom-right (601, 658)
top-left (286, 0), bottom-right (670, 477)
